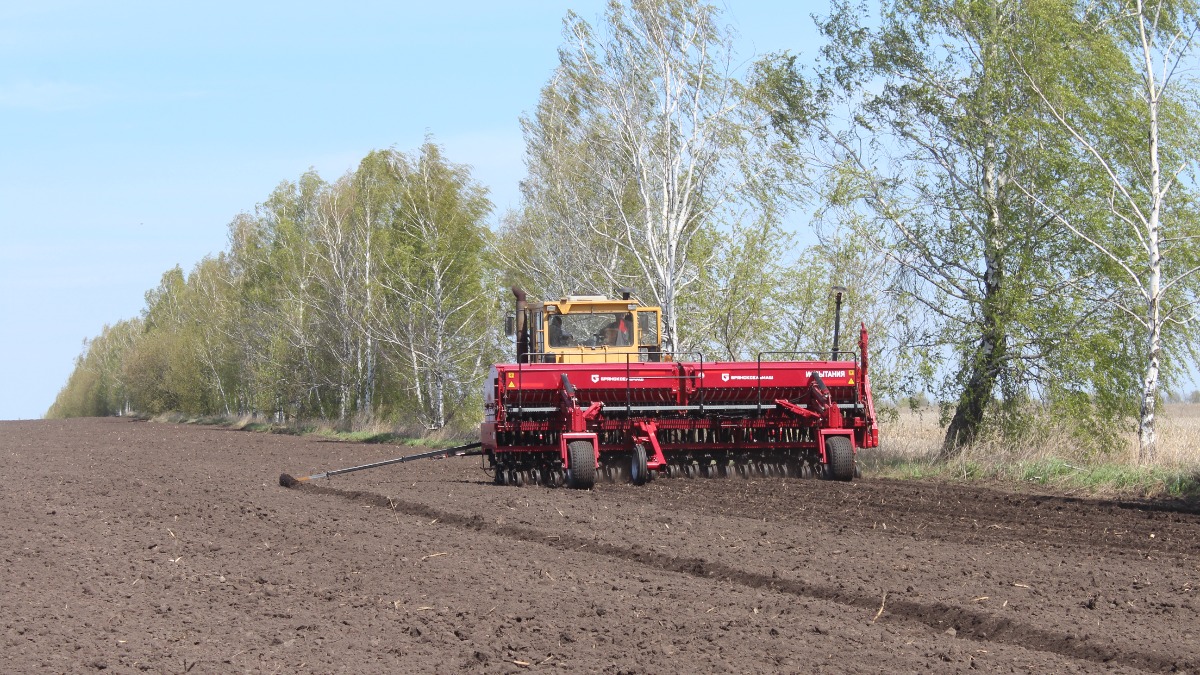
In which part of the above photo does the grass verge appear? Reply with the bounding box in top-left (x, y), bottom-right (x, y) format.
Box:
top-left (871, 404), bottom-right (1200, 500)
top-left (863, 454), bottom-right (1200, 500)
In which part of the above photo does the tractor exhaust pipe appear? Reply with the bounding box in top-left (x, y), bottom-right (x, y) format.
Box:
top-left (513, 287), bottom-right (528, 363)
top-left (830, 286), bottom-right (847, 358)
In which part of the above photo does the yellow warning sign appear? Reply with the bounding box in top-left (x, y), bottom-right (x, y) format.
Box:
top-left (848, 376), bottom-right (855, 385)
top-left (507, 381), bottom-right (516, 388)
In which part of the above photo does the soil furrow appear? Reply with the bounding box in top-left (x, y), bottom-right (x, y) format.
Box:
top-left (295, 481), bottom-right (1189, 672)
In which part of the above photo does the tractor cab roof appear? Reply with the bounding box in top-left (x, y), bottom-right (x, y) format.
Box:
top-left (545, 294), bottom-right (649, 315)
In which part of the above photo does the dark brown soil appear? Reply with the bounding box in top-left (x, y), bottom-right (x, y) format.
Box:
top-left (3, 417), bottom-right (1198, 673)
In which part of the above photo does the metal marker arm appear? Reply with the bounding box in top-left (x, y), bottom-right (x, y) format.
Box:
top-left (295, 442), bottom-right (483, 482)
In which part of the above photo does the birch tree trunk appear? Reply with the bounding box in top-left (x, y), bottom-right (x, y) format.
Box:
top-left (1014, 0), bottom-right (1200, 464)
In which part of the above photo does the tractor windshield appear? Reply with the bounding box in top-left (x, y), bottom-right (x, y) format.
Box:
top-left (548, 312), bottom-right (634, 347)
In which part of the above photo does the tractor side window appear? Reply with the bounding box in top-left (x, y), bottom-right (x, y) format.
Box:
top-left (548, 316), bottom-right (574, 347)
top-left (613, 313), bottom-right (632, 346)
top-left (637, 311), bottom-right (659, 347)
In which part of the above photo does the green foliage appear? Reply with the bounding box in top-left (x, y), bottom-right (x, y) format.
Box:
top-left (50, 140), bottom-right (495, 430)
top-left (752, 0), bottom-right (1178, 457)
top-left (46, 319), bottom-right (142, 418)
top-left (505, 0), bottom-right (798, 351)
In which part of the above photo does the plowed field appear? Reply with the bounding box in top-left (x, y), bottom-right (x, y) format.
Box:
top-left (3, 417), bottom-right (1199, 673)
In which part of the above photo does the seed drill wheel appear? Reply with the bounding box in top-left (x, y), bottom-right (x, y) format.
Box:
top-left (630, 443), bottom-right (649, 485)
top-left (566, 440), bottom-right (596, 489)
top-left (825, 436), bottom-right (855, 481)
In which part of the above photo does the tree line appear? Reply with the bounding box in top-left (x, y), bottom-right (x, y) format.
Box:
top-left (50, 0), bottom-right (1200, 464)
top-left (49, 144), bottom-right (496, 432)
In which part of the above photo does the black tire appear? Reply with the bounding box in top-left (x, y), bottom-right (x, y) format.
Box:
top-left (630, 443), bottom-right (649, 485)
top-left (567, 440), bottom-right (596, 489)
top-left (825, 436), bottom-right (855, 481)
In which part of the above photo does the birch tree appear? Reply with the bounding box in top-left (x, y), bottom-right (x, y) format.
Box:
top-left (502, 77), bottom-right (640, 301)
top-left (228, 175), bottom-right (332, 419)
top-left (756, 0), bottom-right (1120, 456)
top-left (1016, 0), bottom-right (1200, 463)
top-left (518, 0), bottom-right (790, 351)
top-left (365, 143), bottom-right (495, 429)
top-left (306, 175), bottom-right (381, 421)
top-left (46, 319), bottom-right (142, 418)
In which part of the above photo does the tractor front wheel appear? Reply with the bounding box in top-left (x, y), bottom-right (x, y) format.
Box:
top-left (825, 436), bottom-right (855, 481)
top-left (567, 440), bottom-right (596, 489)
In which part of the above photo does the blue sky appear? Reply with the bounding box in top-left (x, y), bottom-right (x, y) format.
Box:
top-left (0, 1), bottom-right (821, 419)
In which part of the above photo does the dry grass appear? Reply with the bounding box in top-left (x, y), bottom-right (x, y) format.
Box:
top-left (1157, 403), bottom-right (1200, 466)
top-left (867, 404), bottom-right (1200, 498)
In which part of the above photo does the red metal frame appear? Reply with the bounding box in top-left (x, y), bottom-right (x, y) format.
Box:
top-left (482, 325), bottom-right (879, 471)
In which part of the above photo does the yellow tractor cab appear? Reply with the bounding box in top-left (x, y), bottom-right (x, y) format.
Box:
top-left (509, 287), bottom-right (663, 363)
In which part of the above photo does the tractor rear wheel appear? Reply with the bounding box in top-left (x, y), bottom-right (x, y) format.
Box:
top-left (630, 443), bottom-right (649, 485)
top-left (567, 440), bottom-right (596, 489)
top-left (825, 436), bottom-right (855, 481)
